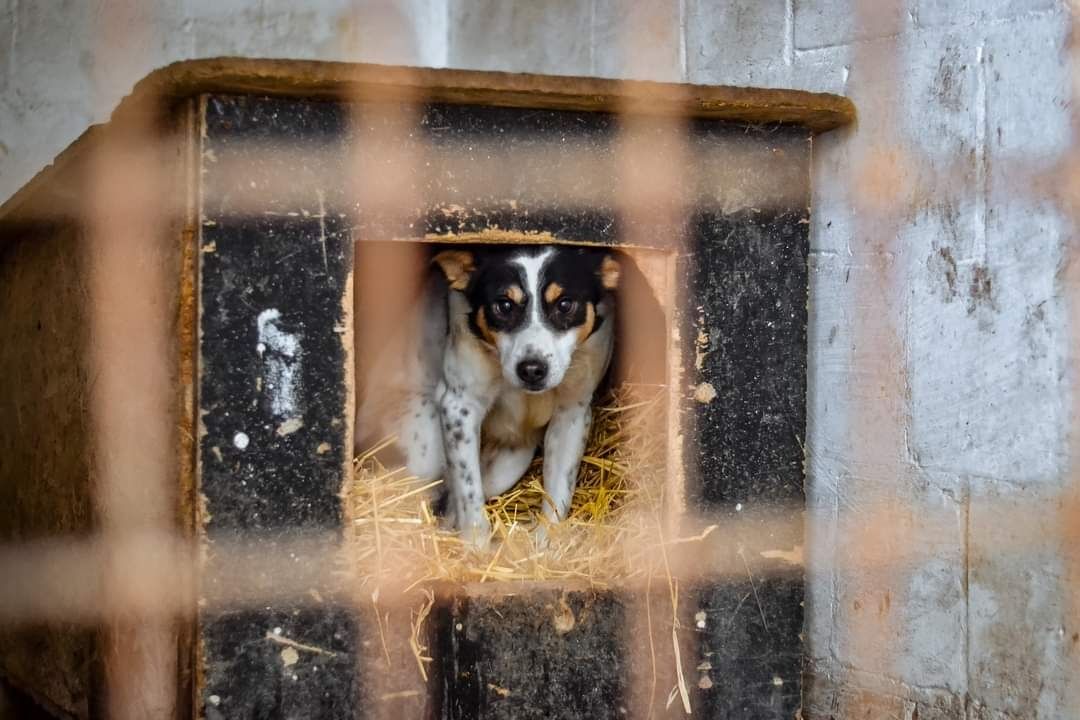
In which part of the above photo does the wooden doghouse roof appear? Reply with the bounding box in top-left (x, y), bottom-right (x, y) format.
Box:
top-left (0, 58), bottom-right (854, 233)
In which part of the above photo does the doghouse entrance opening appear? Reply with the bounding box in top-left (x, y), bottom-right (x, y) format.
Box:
top-left (347, 238), bottom-right (676, 586)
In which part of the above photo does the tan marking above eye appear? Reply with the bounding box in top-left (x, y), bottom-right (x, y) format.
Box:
top-left (475, 307), bottom-right (499, 346)
top-left (575, 302), bottom-right (596, 344)
top-left (544, 282), bottom-right (564, 304)
top-left (506, 285), bottom-right (525, 304)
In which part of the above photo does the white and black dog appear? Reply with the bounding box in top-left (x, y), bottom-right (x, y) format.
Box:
top-left (356, 244), bottom-right (619, 546)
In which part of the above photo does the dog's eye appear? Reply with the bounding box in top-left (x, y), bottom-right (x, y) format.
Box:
top-left (555, 297), bottom-right (576, 314)
top-left (493, 298), bottom-right (514, 316)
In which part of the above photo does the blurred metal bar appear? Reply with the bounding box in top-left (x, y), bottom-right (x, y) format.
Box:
top-left (84, 3), bottom-right (179, 717)
top-left (841, 1), bottom-right (912, 714)
top-left (1064, 6), bottom-right (1080, 713)
top-left (0, 498), bottom-right (1054, 623)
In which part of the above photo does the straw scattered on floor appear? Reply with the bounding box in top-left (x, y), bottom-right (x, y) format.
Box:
top-left (347, 382), bottom-right (703, 708)
top-left (346, 383), bottom-right (671, 593)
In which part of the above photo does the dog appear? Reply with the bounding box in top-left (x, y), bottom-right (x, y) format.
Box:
top-left (355, 244), bottom-right (620, 546)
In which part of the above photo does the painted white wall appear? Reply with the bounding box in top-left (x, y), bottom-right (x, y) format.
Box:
top-left (0, 0), bottom-right (450, 203)
top-left (2, 1), bottom-right (1073, 716)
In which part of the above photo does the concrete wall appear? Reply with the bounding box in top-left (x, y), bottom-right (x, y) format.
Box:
top-left (2, 1), bottom-right (1074, 717)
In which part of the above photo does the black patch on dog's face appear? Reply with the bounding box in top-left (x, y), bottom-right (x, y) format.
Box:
top-left (439, 245), bottom-right (615, 347)
top-left (453, 247), bottom-right (529, 344)
top-left (469, 262), bottom-right (527, 334)
top-left (538, 247), bottom-right (610, 334)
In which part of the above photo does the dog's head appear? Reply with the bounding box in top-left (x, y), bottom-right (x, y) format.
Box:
top-left (434, 245), bottom-right (620, 393)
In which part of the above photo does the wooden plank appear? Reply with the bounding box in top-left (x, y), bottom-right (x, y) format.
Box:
top-left (431, 588), bottom-right (628, 720)
top-left (0, 58), bottom-right (854, 234)
top-left (0, 226), bottom-right (95, 720)
top-left (196, 93), bottom-right (359, 720)
top-left (125, 58), bottom-right (855, 131)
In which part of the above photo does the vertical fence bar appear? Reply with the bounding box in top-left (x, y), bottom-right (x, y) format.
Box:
top-left (85, 2), bottom-right (179, 715)
top-left (839, 1), bottom-right (909, 715)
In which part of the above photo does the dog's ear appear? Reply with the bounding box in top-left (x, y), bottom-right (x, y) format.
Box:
top-left (599, 254), bottom-right (620, 290)
top-left (433, 250), bottom-right (476, 291)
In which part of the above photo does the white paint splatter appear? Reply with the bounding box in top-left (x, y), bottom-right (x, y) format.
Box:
top-left (257, 309), bottom-right (302, 417)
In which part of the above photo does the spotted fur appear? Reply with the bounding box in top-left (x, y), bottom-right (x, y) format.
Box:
top-left (356, 245), bottom-right (619, 547)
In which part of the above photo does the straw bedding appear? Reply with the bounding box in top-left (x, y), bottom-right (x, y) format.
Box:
top-left (347, 383), bottom-right (670, 592)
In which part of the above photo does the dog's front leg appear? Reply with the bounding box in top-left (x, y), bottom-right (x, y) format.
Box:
top-left (542, 402), bottom-right (591, 526)
top-left (439, 387), bottom-right (491, 547)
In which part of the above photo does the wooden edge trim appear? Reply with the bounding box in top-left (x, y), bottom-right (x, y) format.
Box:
top-left (0, 57), bottom-right (854, 229)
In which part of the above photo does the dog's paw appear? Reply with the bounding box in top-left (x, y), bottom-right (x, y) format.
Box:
top-left (460, 516), bottom-right (492, 551)
top-left (532, 522), bottom-right (552, 550)
top-left (439, 505), bottom-right (457, 531)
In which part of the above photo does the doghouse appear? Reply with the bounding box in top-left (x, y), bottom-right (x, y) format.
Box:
top-left (0, 59), bottom-right (853, 719)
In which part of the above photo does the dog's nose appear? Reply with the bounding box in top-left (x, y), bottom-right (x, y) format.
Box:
top-left (516, 359), bottom-right (548, 387)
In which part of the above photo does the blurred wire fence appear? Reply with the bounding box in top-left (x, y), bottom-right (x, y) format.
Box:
top-left (0, 2), bottom-right (1077, 719)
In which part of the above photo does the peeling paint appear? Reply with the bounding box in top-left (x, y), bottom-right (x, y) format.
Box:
top-left (552, 595), bottom-right (576, 634)
top-left (695, 326), bottom-right (710, 370)
top-left (693, 382), bottom-right (717, 404)
top-left (276, 417), bottom-right (304, 436)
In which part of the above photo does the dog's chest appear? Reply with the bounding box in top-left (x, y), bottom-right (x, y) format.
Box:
top-left (482, 389), bottom-right (554, 447)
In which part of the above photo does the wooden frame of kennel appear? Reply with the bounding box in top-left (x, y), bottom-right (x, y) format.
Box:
top-left (0, 59), bottom-right (853, 720)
